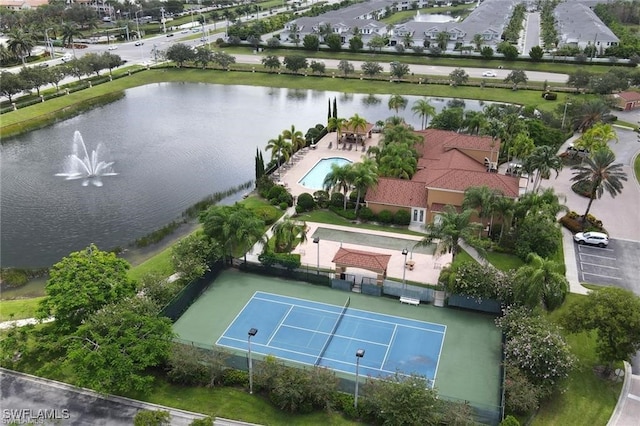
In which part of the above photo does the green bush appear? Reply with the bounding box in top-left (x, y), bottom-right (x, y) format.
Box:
top-left (257, 175), bottom-right (275, 198)
top-left (542, 92), bottom-right (557, 100)
top-left (348, 191), bottom-right (358, 202)
top-left (258, 252), bottom-right (301, 270)
top-left (268, 185), bottom-right (287, 200)
top-left (277, 191), bottom-right (293, 207)
top-left (279, 202), bottom-right (288, 210)
top-left (295, 205), bottom-right (304, 214)
top-left (134, 410), bottom-right (170, 426)
top-left (514, 214), bottom-right (562, 260)
top-left (500, 415), bottom-right (521, 426)
top-left (252, 205), bottom-right (280, 225)
top-left (0, 268), bottom-right (29, 287)
top-left (393, 209), bottom-right (411, 226)
top-left (329, 205), bottom-right (356, 220)
top-left (297, 192), bottom-right (316, 211)
top-left (313, 190), bottom-right (330, 208)
top-left (190, 418), bottom-right (214, 426)
top-left (331, 392), bottom-right (359, 419)
top-left (358, 206), bottom-right (374, 221)
top-left (376, 210), bottom-right (393, 224)
top-left (220, 369), bottom-right (249, 387)
top-left (330, 192), bottom-right (344, 207)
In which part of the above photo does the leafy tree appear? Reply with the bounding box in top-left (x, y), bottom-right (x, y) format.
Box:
top-left (571, 149), bottom-right (627, 220)
top-left (324, 33), bottom-right (342, 51)
top-left (18, 66), bottom-right (47, 96)
top-left (272, 216), bottom-right (308, 253)
top-left (562, 287), bottom-right (640, 370)
top-left (567, 69), bottom-right (592, 93)
top-left (528, 45), bottom-right (544, 61)
top-left (574, 122), bottom-right (618, 154)
top-left (513, 212), bottom-right (562, 260)
top-left (462, 110), bottom-right (487, 135)
top-left (492, 196), bottom-right (516, 243)
top-left (463, 185), bottom-right (502, 233)
top-left (309, 60), bottom-right (325, 74)
top-left (194, 46), bottom-right (213, 69)
top-left (37, 244), bottom-right (135, 333)
top-left (436, 31), bottom-right (450, 50)
top-left (323, 163), bottom-right (353, 210)
top-left (137, 273), bottom-right (181, 307)
top-left (261, 54), bottom-right (280, 71)
top-left (361, 61), bottom-right (382, 77)
top-left (190, 418), bottom-right (214, 426)
top-left (508, 132), bottom-right (535, 163)
top-left (499, 42), bottom-right (519, 60)
top-left (480, 45), bottom-right (494, 58)
top-left (337, 59), bottom-right (354, 76)
top-left (212, 51), bottom-right (235, 69)
top-left (504, 69), bottom-right (528, 90)
top-left (101, 52), bottom-right (122, 77)
top-left (449, 68), bottom-right (469, 86)
top-left (513, 253), bottom-right (568, 310)
top-left (134, 410), bottom-right (170, 426)
top-left (0, 71), bottom-right (24, 102)
top-left (411, 98), bottom-right (436, 130)
top-left (361, 373), bottom-right (439, 426)
top-left (503, 362), bottom-right (542, 414)
top-left (377, 143), bottom-right (418, 179)
top-left (66, 297), bottom-right (174, 394)
top-left (347, 113), bottom-right (367, 136)
top-left (430, 107), bottom-right (464, 131)
top-left (415, 206), bottom-right (481, 261)
top-left (390, 61), bottom-right (410, 79)
top-left (283, 55), bottom-right (307, 73)
top-left (302, 34), bottom-right (319, 51)
top-left (171, 231), bottom-right (221, 282)
top-left (387, 94), bottom-right (407, 115)
top-left (367, 35), bottom-right (387, 52)
top-left (349, 36), bottom-right (363, 51)
top-left (80, 52), bottom-right (107, 77)
top-left (165, 43), bottom-right (195, 67)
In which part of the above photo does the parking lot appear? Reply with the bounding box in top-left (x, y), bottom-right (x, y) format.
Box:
top-left (574, 239), bottom-right (640, 293)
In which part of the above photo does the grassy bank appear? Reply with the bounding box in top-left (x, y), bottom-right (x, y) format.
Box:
top-left (0, 297), bottom-right (44, 321)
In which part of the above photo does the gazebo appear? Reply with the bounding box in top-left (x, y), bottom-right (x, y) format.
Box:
top-left (340, 122), bottom-right (375, 146)
top-left (331, 247), bottom-right (391, 286)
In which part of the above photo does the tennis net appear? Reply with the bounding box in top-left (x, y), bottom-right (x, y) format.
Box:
top-left (315, 297), bottom-right (350, 365)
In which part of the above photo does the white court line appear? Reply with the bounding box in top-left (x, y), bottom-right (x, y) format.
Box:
top-left (267, 304), bottom-right (294, 347)
top-left (582, 271), bottom-right (621, 280)
top-left (431, 324), bottom-right (448, 388)
top-left (280, 323), bottom-right (389, 347)
top-left (380, 325), bottom-right (398, 368)
top-left (218, 339), bottom-right (318, 362)
top-left (629, 393), bottom-right (640, 402)
top-left (579, 253), bottom-right (616, 260)
top-left (580, 262), bottom-right (619, 270)
top-left (215, 292), bottom-right (260, 346)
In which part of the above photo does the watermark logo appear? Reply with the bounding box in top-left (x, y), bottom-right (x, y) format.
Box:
top-left (2, 409), bottom-right (70, 424)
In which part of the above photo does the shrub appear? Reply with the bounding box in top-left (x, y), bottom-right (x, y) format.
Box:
top-left (295, 205), bottom-right (304, 214)
top-left (252, 205), bottom-right (280, 225)
top-left (358, 206), bottom-right (374, 221)
top-left (297, 192), bottom-right (316, 211)
top-left (256, 175), bottom-right (275, 198)
top-left (446, 261), bottom-right (513, 302)
top-left (279, 202), bottom-right (288, 210)
top-left (331, 392), bottom-right (359, 419)
top-left (258, 252), bottom-right (301, 270)
top-left (393, 209), bottom-right (411, 226)
top-left (514, 214), bottom-right (561, 260)
top-left (134, 410), bottom-right (170, 426)
top-left (268, 185), bottom-right (287, 200)
top-left (504, 363), bottom-right (541, 415)
top-left (220, 369), bottom-right (248, 387)
top-left (500, 415), bottom-right (521, 426)
top-left (329, 205), bottom-right (357, 220)
top-left (313, 190), bottom-right (330, 208)
top-left (376, 210), bottom-right (393, 224)
top-left (1, 268), bottom-right (29, 287)
top-left (277, 191), bottom-right (293, 207)
top-left (542, 92), bottom-right (557, 100)
top-left (330, 192), bottom-right (344, 207)
top-left (190, 418), bottom-right (214, 426)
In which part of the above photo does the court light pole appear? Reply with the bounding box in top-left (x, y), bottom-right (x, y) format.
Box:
top-left (354, 349), bottom-right (365, 408)
top-left (313, 237), bottom-right (320, 275)
top-left (248, 328), bottom-right (258, 394)
top-left (401, 248), bottom-right (408, 293)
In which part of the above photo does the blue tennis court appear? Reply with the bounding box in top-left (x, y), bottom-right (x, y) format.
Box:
top-left (216, 292), bottom-right (446, 383)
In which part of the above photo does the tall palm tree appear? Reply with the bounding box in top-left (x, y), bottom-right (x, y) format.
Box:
top-left (348, 113), bottom-right (368, 137)
top-left (323, 163), bottom-right (353, 210)
top-left (462, 110), bottom-right (487, 135)
top-left (513, 187), bottom-right (568, 225)
top-left (571, 149), bottom-right (627, 221)
top-left (415, 206), bottom-right (482, 261)
top-left (514, 253), bottom-right (568, 310)
top-left (462, 186), bottom-right (502, 234)
top-left (272, 216), bottom-right (308, 253)
top-left (328, 117), bottom-right (347, 144)
top-left (388, 94), bottom-right (408, 116)
top-left (282, 125), bottom-right (305, 152)
top-left (6, 28), bottom-right (36, 64)
top-left (411, 98), bottom-right (436, 130)
top-left (524, 145), bottom-right (564, 192)
top-left (472, 33), bottom-right (484, 51)
top-left (61, 22), bottom-right (83, 58)
top-left (382, 124), bottom-right (422, 148)
top-left (350, 158), bottom-right (378, 215)
top-left (492, 196), bottom-right (515, 243)
top-left (378, 144), bottom-right (418, 179)
top-left (571, 98), bottom-right (611, 132)
top-left (265, 135), bottom-right (292, 167)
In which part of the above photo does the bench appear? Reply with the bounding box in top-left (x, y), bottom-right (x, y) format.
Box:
top-left (399, 296), bottom-right (420, 306)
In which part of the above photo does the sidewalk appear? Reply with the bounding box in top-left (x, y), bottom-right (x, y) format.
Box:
top-left (607, 362), bottom-right (640, 426)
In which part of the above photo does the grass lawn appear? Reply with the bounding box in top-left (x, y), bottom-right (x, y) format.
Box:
top-left (296, 209), bottom-right (425, 236)
top-left (531, 293), bottom-right (622, 425)
top-left (635, 152), bottom-right (640, 185)
top-left (0, 297), bottom-right (44, 321)
top-left (127, 247), bottom-right (175, 283)
top-left (484, 251), bottom-right (524, 271)
top-left (138, 378), bottom-right (360, 425)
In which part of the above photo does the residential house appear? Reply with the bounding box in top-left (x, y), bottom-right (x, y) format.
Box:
top-left (365, 129), bottom-right (521, 227)
top-left (613, 91), bottom-right (640, 111)
top-left (554, 1), bottom-right (618, 52)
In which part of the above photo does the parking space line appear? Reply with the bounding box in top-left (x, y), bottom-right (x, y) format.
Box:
top-left (579, 253), bottom-right (616, 260)
top-left (578, 246), bottom-right (614, 252)
top-left (582, 272), bottom-right (621, 280)
top-left (580, 262), bottom-right (619, 270)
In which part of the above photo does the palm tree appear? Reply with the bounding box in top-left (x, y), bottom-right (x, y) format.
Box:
top-left (571, 149), bottom-right (627, 221)
top-left (462, 186), bottom-right (502, 235)
top-left (328, 117), bottom-right (347, 145)
top-left (382, 124), bottom-right (422, 148)
top-left (415, 206), bottom-right (482, 261)
top-left (6, 28), bottom-right (36, 64)
top-left (472, 33), bottom-right (484, 51)
top-left (436, 31), bottom-right (450, 50)
top-left (348, 113), bottom-right (368, 137)
top-left (272, 216), bottom-right (308, 253)
top-left (462, 111), bottom-right (487, 135)
top-left (513, 187), bottom-right (568, 225)
top-left (411, 98), bottom-right (436, 130)
top-left (323, 163), bottom-right (353, 210)
top-left (571, 98), bottom-right (611, 132)
top-left (524, 145), bottom-right (564, 192)
top-left (378, 143), bottom-right (418, 179)
top-left (514, 253), bottom-right (568, 310)
top-left (388, 94), bottom-right (408, 115)
top-left (282, 125), bottom-right (305, 152)
top-left (492, 196), bottom-right (515, 243)
top-left (350, 158), bottom-right (378, 215)
top-left (265, 135), bottom-right (292, 167)
top-left (61, 22), bottom-right (83, 58)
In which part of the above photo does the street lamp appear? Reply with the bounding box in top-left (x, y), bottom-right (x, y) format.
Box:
top-left (354, 349), bottom-right (365, 408)
top-left (313, 237), bottom-right (320, 275)
top-left (561, 102), bottom-right (572, 130)
top-left (248, 328), bottom-right (258, 394)
top-left (401, 248), bottom-right (408, 290)
top-left (45, 28), bottom-right (54, 60)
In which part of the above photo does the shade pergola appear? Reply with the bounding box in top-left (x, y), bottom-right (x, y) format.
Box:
top-left (331, 247), bottom-right (391, 285)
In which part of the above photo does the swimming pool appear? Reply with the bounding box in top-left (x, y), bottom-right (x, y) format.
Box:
top-left (298, 157), bottom-right (353, 190)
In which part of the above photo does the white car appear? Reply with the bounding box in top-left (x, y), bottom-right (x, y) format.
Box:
top-left (61, 54), bottom-right (73, 62)
top-left (574, 231), bottom-right (609, 247)
top-left (482, 70), bottom-right (497, 77)
top-left (134, 41), bottom-right (144, 46)
top-left (107, 45), bottom-right (118, 50)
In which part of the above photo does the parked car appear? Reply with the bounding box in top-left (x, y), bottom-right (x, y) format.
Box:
top-left (482, 70), bottom-right (497, 77)
top-left (61, 54), bottom-right (73, 62)
top-left (566, 144), bottom-right (589, 158)
top-left (574, 231), bottom-right (609, 247)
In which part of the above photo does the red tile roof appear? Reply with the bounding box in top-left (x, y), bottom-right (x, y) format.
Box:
top-left (617, 91), bottom-right (640, 102)
top-left (331, 248), bottom-right (391, 273)
top-left (365, 178), bottom-right (427, 206)
top-left (426, 170), bottom-right (519, 198)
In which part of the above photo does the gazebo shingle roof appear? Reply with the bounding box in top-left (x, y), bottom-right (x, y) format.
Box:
top-left (331, 247), bottom-right (391, 273)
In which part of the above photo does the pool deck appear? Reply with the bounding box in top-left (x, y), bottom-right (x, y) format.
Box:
top-left (250, 131), bottom-right (452, 286)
